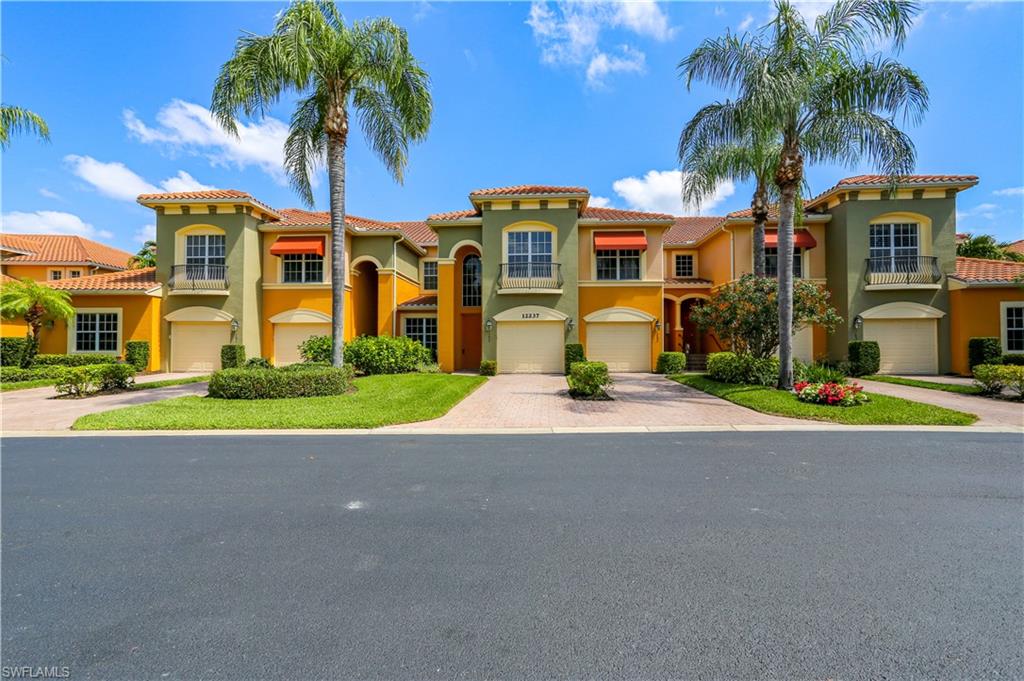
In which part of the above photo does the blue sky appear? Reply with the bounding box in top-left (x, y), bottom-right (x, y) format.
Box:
top-left (2, 1), bottom-right (1022, 252)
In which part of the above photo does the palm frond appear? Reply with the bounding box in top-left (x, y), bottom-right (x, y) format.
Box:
top-left (679, 32), bottom-right (766, 91)
top-left (812, 57), bottom-right (928, 124)
top-left (284, 90), bottom-right (329, 207)
top-left (803, 109), bottom-right (916, 177)
top-left (0, 105), bottom-right (50, 148)
top-left (815, 0), bottom-right (919, 55)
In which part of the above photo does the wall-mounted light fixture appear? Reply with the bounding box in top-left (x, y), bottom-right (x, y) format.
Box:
top-left (230, 319), bottom-right (240, 333)
top-left (484, 318), bottom-right (494, 333)
top-left (566, 317), bottom-right (575, 332)
top-left (853, 315), bottom-right (863, 330)
top-left (654, 320), bottom-right (662, 332)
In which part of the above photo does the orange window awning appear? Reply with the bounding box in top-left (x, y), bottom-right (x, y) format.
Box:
top-left (593, 231), bottom-right (648, 250)
top-left (269, 236), bottom-right (325, 257)
top-left (764, 229), bottom-right (817, 249)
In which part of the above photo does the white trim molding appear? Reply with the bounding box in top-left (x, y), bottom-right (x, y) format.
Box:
top-left (859, 301), bottom-right (945, 320)
top-left (164, 306), bottom-right (234, 323)
top-left (584, 306), bottom-right (656, 323)
top-left (493, 305), bottom-right (568, 322)
top-left (269, 308), bottom-right (332, 324)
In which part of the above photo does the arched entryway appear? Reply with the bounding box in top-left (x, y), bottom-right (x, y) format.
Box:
top-left (664, 293), bottom-right (711, 354)
top-left (454, 245), bottom-right (482, 370)
top-left (351, 258), bottom-right (379, 337)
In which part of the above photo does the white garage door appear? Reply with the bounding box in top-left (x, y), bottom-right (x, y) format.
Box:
top-left (793, 326), bottom-right (814, 364)
top-left (864, 318), bottom-right (938, 374)
top-left (587, 322), bottom-right (651, 372)
top-left (171, 322), bottom-right (230, 372)
top-left (274, 323), bottom-right (331, 366)
top-left (497, 321), bottom-right (563, 373)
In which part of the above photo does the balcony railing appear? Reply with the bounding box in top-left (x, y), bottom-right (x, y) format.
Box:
top-left (864, 255), bottom-right (941, 286)
top-left (498, 262), bottom-right (563, 291)
top-left (169, 263), bottom-right (229, 291)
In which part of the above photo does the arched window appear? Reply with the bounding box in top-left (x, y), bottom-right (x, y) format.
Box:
top-left (462, 254), bottom-right (481, 307)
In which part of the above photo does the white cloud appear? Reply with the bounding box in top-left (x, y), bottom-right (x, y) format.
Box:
top-left (957, 202), bottom-right (1001, 222)
top-left (526, 1), bottom-right (673, 87)
top-left (714, 5), bottom-right (726, 17)
top-left (64, 155), bottom-right (213, 202)
top-left (38, 188), bottom-right (62, 201)
top-left (124, 99), bottom-right (291, 183)
top-left (610, 169), bottom-right (735, 215)
top-left (966, 1), bottom-right (995, 11)
top-left (994, 186), bottom-right (1024, 196)
top-left (738, 14), bottom-right (754, 31)
top-left (589, 195), bottom-right (612, 208)
top-left (1, 210), bottom-right (113, 240)
top-left (791, 1), bottom-right (833, 26)
top-left (134, 224), bottom-right (156, 244)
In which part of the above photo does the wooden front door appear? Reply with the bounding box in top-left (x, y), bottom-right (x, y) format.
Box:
top-left (459, 313), bottom-right (481, 370)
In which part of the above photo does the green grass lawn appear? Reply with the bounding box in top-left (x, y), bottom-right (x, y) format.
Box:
top-left (0, 378), bottom-right (60, 392)
top-left (862, 375), bottom-right (983, 395)
top-left (672, 375), bottom-right (977, 426)
top-left (73, 373), bottom-right (486, 430)
top-left (131, 374), bottom-right (211, 391)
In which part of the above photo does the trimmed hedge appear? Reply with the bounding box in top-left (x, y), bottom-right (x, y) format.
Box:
top-left (125, 341), bottom-right (150, 371)
top-left (343, 335), bottom-right (432, 375)
top-left (479, 360), bottom-right (497, 376)
top-left (1, 337), bottom-right (28, 367)
top-left (968, 337), bottom-right (1002, 371)
top-left (1001, 354), bottom-right (1024, 366)
top-left (706, 352), bottom-right (779, 386)
top-left (299, 335), bottom-right (332, 363)
top-left (567, 361), bottom-right (611, 398)
top-left (33, 353), bottom-right (117, 367)
top-left (207, 365), bottom-right (355, 399)
top-left (972, 364), bottom-right (1007, 395)
top-left (245, 357), bottom-right (273, 369)
top-left (847, 341), bottom-right (880, 377)
top-left (221, 344), bottom-right (246, 369)
top-left (95, 364), bottom-right (136, 391)
top-left (0, 364), bottom-right (107, 382)
top-left (52, 364), bottom-right (136, 396)
top-left (655, 352), bottom-right (686, 375)
top-left (564, 344), bottom-right (585, 374)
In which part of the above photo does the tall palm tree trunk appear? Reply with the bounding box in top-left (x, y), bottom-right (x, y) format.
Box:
top-left (751, 185), bottom-right (768, 277)
top-left (775, 183), bottom-right (796, 389)
top-left (327, 133), bottom-right (347, 367)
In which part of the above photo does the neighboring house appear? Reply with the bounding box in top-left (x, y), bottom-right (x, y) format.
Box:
top-left (5, 173), bottom-right (1009, 376)
top-left (948, 257), bottom-right (1024, 375)
top-left (1006, 239), bottom-right (1024, 256)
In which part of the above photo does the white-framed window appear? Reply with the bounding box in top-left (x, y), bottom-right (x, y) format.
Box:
top-left (1002, 302), bottom-right (1024, 354)
top-left (49, 270), bottom-right (62, 281)
top-left (507, 230), bottom-right (553, 278)
top-left (74, 311), bottom-right (119, 353)
top-left (765, 247), bottom-right (803, 278)
top-left (404, 316), bottom-right (438, 356)
top-left (674, 254), bottom-right (694, 278)
top-left (69, 270), bottom-right (82, 279)
top-left (185, 234), bottom-right (226, 279)
top-left (462, 254), bottom-right (482, 307)
top-left (282, 253), bottom-right (323, 283)
top-left (596, 249), bottom-right (641, 281)
top-left (869, 223), bottom-right (919, 271)
top-left (422, 261), bottom-right (438, 291)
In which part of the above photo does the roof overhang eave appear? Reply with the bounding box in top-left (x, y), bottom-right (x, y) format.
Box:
top-left (137, 196), bottom-right (282, 220)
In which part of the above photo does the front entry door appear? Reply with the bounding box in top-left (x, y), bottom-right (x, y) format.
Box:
top-left (459, 312), bottom-right (481, 370)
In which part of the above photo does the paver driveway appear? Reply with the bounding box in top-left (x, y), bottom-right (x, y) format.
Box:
top-left (402, 373), bottom-right (798, 429)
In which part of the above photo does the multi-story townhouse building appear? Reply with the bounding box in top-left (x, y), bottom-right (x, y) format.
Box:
top-left (0, 233), bottom-right (133, 282)
top-left (5, 174), bottom-right (1021, 376)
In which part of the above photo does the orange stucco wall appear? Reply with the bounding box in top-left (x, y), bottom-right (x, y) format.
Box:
top-left (260, 288), bottom-right (349, 361)
top-left (700, 231), bottom-right (732, 285)
top-left (437, 262), bottom-right (456, 372)
top-left (376, 271), bottom-right (418, 336)
top-left (949, 286), bottom-right (1024, 375)
top-left (579, 285), bottom-right (664, 368)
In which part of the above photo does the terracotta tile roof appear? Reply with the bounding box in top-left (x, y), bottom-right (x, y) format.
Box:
top-left (580, 206), bottom-right (674, 222)
top-left (391, 221), bottom-right (437, 246)
top-left (137, 189), bottom-right (280, 218)
top-left (470, 185), bottom-right (588, 197)
top-left (427, 208), bottom-right (480, 222)
top-left (664, 216), bottom-right (725, 245)
top-left (399, 294), bottom-right (438, 308)
top-left (0, 272), bottom-right (17, 285)
top-left (0, 234), bottom-right (133, 270)
top-left (836, 174), bottom-right (979, 187)
top-left (1006, 239), bottom-right (1024, 255)
top-left (951, 257), bottom-right (1024, 284)
top-left (271, 209), bottom-right (437, 245)
top-left (45, 267), bottom-right (157, 291)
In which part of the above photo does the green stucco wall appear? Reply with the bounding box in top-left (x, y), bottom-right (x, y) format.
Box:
top-left (395, 241), bottom-right (421, 282)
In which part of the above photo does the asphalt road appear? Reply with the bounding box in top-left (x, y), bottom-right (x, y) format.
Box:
top-left (2, 433), bottom-right (1022, 680)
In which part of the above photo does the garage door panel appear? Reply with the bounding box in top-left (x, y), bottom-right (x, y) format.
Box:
top-left (274, 323), bottom-right (331, 366)
top-left (171, 322), bottom-right (230, 372)
top-left (587, 322), bottom-right (651, 372)
top-left (497, 321), bottom-right (563, 373)
top-left (864, 318), bottom-right (937, 374)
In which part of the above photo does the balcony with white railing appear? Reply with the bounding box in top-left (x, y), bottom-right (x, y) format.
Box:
top-left (497, 262), bottom-right (563, 293)
top-left (168, 263), bottom-right (230, 294)
top-left (863, 255), bottom-right (941, 289)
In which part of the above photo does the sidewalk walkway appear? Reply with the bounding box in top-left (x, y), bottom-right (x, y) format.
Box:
top-left (858, 378), bottom-right (1023, 428)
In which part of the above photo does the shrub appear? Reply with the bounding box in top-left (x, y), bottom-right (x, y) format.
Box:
top-left (1000, 365), bottom-right (1024, 399)
top-left (94, 363), bottom-right (136, 391)
top-left (55, 367), bottom-right (98, 397)
top-left (847, 341), bottom-right (880, 377)
top-left (655, 352), bottom-right (687, 375)
top-left (794, 381), bottom-right (868, 407)
top-left (796, 361), bottom-right (848, 384)
top-left (299, 335), bottom-right (332, 363)
top-left (1, 337), bottom-right (28, 367)
top-left (220, 344), bottom-right (246, 369)
top-left (1, 365), bottom-right (69, 382)
top-left (479, 360), bottom-right (497, 376)
top-left (245, 357), bottom-right (273, 369)
top-left (968, 337), bottom-right (1002, 371)
top-left (19, 335), bottom-right (39, 368)
top-left (567, 361), bottom-right (611, 398)
top-left (972, 364), bottom-right (1006, 395)
top-left (706, 352), bottom-right (779, 386)
top-left (415, 362), bottom-right (442, 374)
top-left (1000, 354), bottom-right (1024, 366)
top-left (564, 344), bottom-right (585, 374)
top-left (343, 335), bottom-right (431, 375)
top-left (125, 341), bottom-right (150, 371)
top-left (207, 365), bottom-right (354, 399)
top-left (279, 361), bottom-right (332, 371)
top-left (32, 353), bottom-right (117, 367)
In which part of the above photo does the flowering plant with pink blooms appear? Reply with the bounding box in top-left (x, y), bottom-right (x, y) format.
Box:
top-left (794, 381), bottom-right (868, 407)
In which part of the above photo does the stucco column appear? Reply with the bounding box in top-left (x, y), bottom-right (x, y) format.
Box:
top-left (437, 261), bottom-right (456, 372)
top-left (377, 271), bottom-right (394, 336)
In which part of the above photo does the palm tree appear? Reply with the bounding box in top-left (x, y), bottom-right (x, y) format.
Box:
top-left (0, 105), bottom-right (49, 148)
top-left (957, 234), bottom-right (1024, 262)
top-left (679, 109), bottom-right (780, 276)
top-left (128, 240), bottom-right (157, 269)
top-left (680, 0), bottom-right (928, 389)
top-left (211, 0), bottom-right (432, 366)
top-left (0, 279), bottom-right (74, 366)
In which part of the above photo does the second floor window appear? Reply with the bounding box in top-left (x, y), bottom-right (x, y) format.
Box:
top-left (869, 223), bottom-right (919, 271)
top-left (674, 254), bottom-right (694, 278)
top-left (185, 234), bottom-right (226, 276)
top-left (422, 261), bottom-right (438, 291)
top-left (462, 254), bottom-right (481, 307)
top-left (49, 270), bottom-right (62, 281)
top-left (765, 248), bottom-right (803, 278)
top-left (596, 249), bottom-right (641, 281)
top-left (282, 253), bottom-right (323, 283)
top-left (507, 231), bottom-right (552, 277)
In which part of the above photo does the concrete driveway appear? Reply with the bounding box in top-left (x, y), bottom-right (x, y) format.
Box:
top-left (1, 373), bottom-right (208, 431)
top-left (857, 378), bottom-right (1024, 427)
top-left (404, 373), bottom-right (798, 430)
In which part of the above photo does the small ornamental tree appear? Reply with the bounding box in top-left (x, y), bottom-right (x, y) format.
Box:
top-left (690, 274), bottom-right (840, 359)
top-left (0, 278), bottom-right (74, 367)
